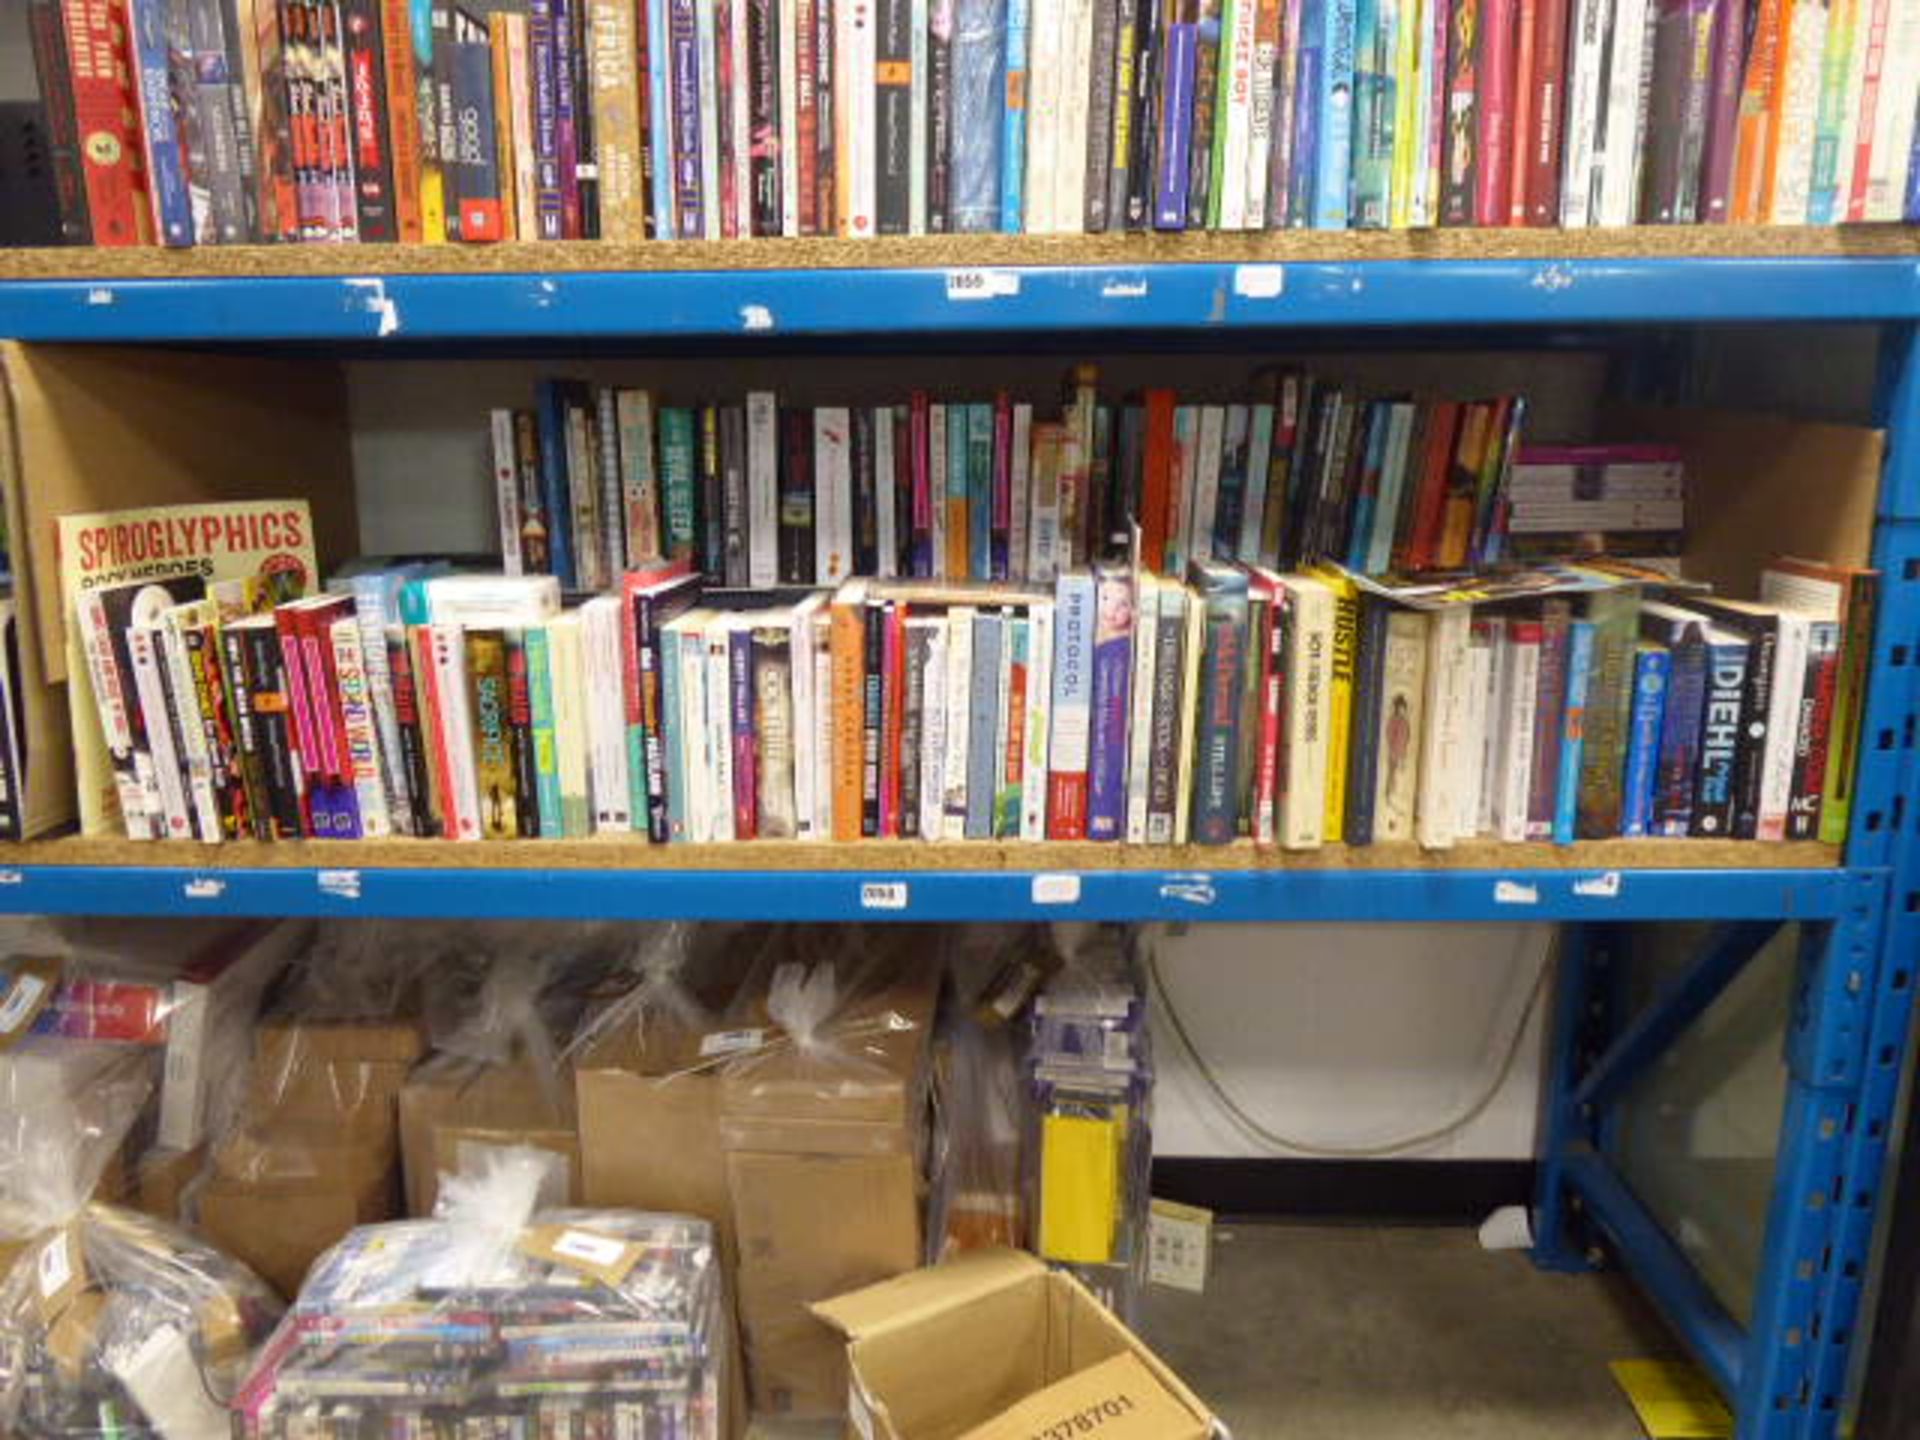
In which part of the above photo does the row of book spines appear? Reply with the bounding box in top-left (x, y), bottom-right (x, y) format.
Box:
top-left (498, 383), bottom-right (1521, 598)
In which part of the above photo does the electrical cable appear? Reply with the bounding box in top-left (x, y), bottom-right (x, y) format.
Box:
top-left (1146, 931), bottom-right (1555, 1158)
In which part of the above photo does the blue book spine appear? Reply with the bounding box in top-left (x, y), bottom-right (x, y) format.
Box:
top-left (647, 0), bottom-right (677, 236)
top-left (1553, 620), bottom-right (1595, 844)
top-left (660, 630), bottom-right (688, 841)
top-left (1086, 568), bottom-right (1135, 840)
top-left (524, 625), bottom-right (565, 837)
top-left (965, 612), bottom-right (1002, 838)
top-left (1314, 0), bottom-right (1356, 228)
top-left (951, 0), bottom-right (1007, 231)
top-left (1154, 23), bottom-right (1198, 228)
top-left (1908, 118), bottom-right (1920, 220)
top-left (1344, 406), bottom-right (1388, 571)
top-left (1621, 647), bottom-right (1671, 838)
top-left (535, 381), bottom-right (577, 589)
top-left (948, 402), bottom-right (971, 567)
top-left (130, 0), bottom-right (193, 245)
top-left (1000, 0), bottom-right (1031, 231)
top-left (969, 404), bottom-right (994, 579)
top-left (1288, 0), bottom-right (1324, 224)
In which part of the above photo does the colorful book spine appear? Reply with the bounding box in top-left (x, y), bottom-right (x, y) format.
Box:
top-left (1620, 644), bottom-right (1671, 837)
top-left (128, 0), bottom-right (193, 244)
top-left (1553, 619), bottom-right (1595, 845)
top-left (1651, 628), bottom-right (1706, 836)
top-left (1001, 0), bottom-right (1031, 228)
top-left (1315, 0), bottom-right (1357, 225)
top-left (1154, 10), bottom-right (1198, 226)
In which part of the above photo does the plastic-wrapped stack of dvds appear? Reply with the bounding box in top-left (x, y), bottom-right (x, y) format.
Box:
top-left (1027, 928), bottom-right (1155, 1323)
top-left (233, 1150), bottom-right (728, 1439)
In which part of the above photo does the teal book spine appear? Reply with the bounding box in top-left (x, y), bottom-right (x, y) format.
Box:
top-left (1554, 620), bottom-right (1595, 845)
top-left (524, 624), bottom-right (565, 837)
top-left (659, 407), bottom-right (700, 560)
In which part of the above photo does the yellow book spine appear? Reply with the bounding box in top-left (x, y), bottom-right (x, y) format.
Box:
top-left (1312, 568), bottom-right (1358, 842)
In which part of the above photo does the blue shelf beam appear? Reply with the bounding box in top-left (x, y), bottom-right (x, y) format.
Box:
top-left (8, 256), bottom-right (1920, 343)
top-left (0, 862), bottom-right (1865, 923)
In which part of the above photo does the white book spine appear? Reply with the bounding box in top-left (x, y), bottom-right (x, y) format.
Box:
top-left (1597, 0), bottom-right (1651, 224)
top-left (730, 0), bottom-right (753, 236)
top-left (929, 405), bottom-right (950, 580)
top-left (791, 607), bottom-right (817, 838)
top-left (1026, 0), bottom-right (1064, 232)
top-left (429, 623), bottom-right (483, 841)
top-left (549, 618), bottom-right (590, 837)
top-left (586, 603), bottom-right (631, 832)
top-left (78, 593), bottom-right (151, 838)
top-left (812, 624), bottom-right (833, 837)
top-left (910, 0), bottom-right (930, 231)
top-left (156, 977), bottom-right (210, 1148)
top-left (875, 407), bottom-right (899, 578)
top-left (1495, 630), bottom-right (1540, 842)
top-left (1281, 586), bottom-right (1332, 850)
top-left (127, 628), bottom-right (191, 839)
top-left (1474, 627), bottom-right (1508, 836)
top-left (815, 407), bottom-right (854, 582)
top-left (778, 0), bottom-right (802, 233)
top-left (1830, 0), bottom-right (1874, 209)
top-left (747, 391), bottom-right (781, 586)
top-left (1056, 0), bottom-right (1095, 231)
top-left (1022, 600), bottom-right (1053, 840)
top-left (678, 624), bottom-right (712, 841)
top-left (1245, 0), bottom-right (1277, 229)
top-left (1415, 606), bottom-right (1471, 849)
top-left (1219, 0), bottom-right (1258, 229)
top-left (491, 409), bottom-right (524, 575)
top-left (1758, 612), bottom-right (1811, 840)
top-left (507, 16), bottom-right (539, 241)
top-left (1190, 405), bottom-right (1225, 564)
top-left (942, 606), bottom-right (975, 840)
top-left (1864, 0), bottom-right (1920, 218)
top-left (1173, 592), bottom-right (1206, 843)
top-left (994, 612), bottom-right (1014, 825)
top-left (842, 0), bottom-right (878, 234)
top-left (1124, 582), bottom-right (1159, 844)
top-left (705, 622), bottom-right (735, 841)
top-left (329, 616), bottom-right (392, 838)
top-left (352, 592), bottom-right (412, 833)
top-left (1009, 405), bottom-right (1033, 583)
top-left (921, 621), bottom-right (950, 839)
top-left (159, 625), bottom-right (221, 843)
top-left (1457, 629), bottom-right (1493, 839)
top-left (1559, 0), bottom-right (1608, 225)
top-left (1772, 0), bottom-right (1829, 222)
top-left (696, 0), bottom-right (723, 240)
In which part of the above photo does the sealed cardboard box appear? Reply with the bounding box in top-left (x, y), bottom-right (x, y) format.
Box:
top-left (400, 1055), bottom-right (577, 1216)
top-left (197, 1173), bottom-right (393, 1298)
top-left (813, 1249), bottom-right (1219, 1440)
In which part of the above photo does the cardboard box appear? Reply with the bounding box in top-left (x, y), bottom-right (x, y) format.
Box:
top-left (399, 1056), bottom-right (577, 1216)
top-left (198, 1173), bottom-right (393, 1298)
top-left (254, 1018), bottom-right (428, 1072)
top-left (813, 1250), bottom-right (1219, 1440)
top-left (131, 1144), bottom-right (206, 1222)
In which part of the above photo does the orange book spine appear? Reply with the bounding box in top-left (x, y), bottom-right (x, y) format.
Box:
top-left (1733, 0), bottom-right (1789, 221)
top-left (829, 591), bottom-right (867, 841)
top-left (1141, 389), bottom-right (1176, 574)
top-left (1436, 403), bottom-right (1490, 570)
top-left (490, 15), bottom-right (517, 238)
top-left (378, 0), bottom-right (423, 240)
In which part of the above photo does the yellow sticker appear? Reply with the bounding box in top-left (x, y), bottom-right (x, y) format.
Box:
top-left (1609, 1360), bottom-right (1733, 1439)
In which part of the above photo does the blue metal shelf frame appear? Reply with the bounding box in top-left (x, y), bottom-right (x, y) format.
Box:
top-left (4, 250), bottom-right (1920, 1440)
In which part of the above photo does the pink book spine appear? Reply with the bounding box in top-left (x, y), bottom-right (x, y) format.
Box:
top-left (1847, 0), bottom-right (1892, 220)
top-left (1475, 0), bottom-right (1518, 224)
top-left (1426, 0), bottom-right (1450, 221)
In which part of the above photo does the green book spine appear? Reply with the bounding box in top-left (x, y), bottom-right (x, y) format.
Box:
top-left (524, 625), bottom-right (564, 836)
top-left (659, 406), bottom-right (700, 560)
top-left (1574, 587), bottom-right (1643, 839)
top-left (1206, 0), bottom-right (1239, 230)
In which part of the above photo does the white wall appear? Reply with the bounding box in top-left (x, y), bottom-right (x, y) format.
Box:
top-left (344, 347), bottom-right (1607, 1162)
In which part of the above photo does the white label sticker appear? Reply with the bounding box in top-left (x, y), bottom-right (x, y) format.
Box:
top-left (946, 268), bottom-right (1021, 301)
top-left (1572, 871), bottom-right (1622, 898)
top-left (318, 869), bottom-right (362, 900)
top-left (861, 882), bottom-right (910, 910)
top-left (0, 870), bottom-right (24, 885)
top-left (699, 1027), bottom-right (767, 1058)
top-left (183, 878), bottom-right (226, 900)
top-left (1032, 873), bottom-right (1083, 906)
top-left (37, 1231), bottom-right (71, 1298)
top-left (1493, 880), bottom-right (1541, 906)
top-left (1232, 264), bottom-right (1286, 299)
top-left (551, 1229), bottom-right (627, 1267)
top-left (0, 972), bottom-right (48, 1034)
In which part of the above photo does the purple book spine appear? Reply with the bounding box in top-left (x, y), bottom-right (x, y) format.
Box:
top-left (730, 626), bottom-right (757, 837)
top-left (531, 0), bottom-right (564, 237)
top-left (991, 400), bottom-right (1012, 581)
top-left (1908, 109), bottom-right (1920, 219)
top-left (1154, 22), bottom-right (1197, 228)
top-left (552, 0), bottom-right (583, 234)
top-left (1696, 0), bottom-right (1742, 220)
top-left (671, 0), bottom-right (704, 233)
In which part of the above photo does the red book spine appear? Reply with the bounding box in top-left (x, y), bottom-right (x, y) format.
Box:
top-left (1846, 0), bottom-right (1891, 220)
top-left (274, 606), bottom-right (322, 811)
top-left (59, 0), bottom-right (150, 244)
top-left (415, 627), bottom-right (463, 836)
top-left (1141, 389), bottom-right (1176, 574)
top-left (1474, 0), bottom-right (1517, 224)
top-left (1047, 774), bottom-right (1088, 839)
top-left (1255, 587), bottom-right (1285, 843)
top-left (881, 603), bottom-right (906, 835)
top-left (795, 0), bottom-right (818, 232)
top-left (1004, 631), bottom-right (1027, 828)
top-left (379, 0), bottom-right (423, 238)
top-left (1403, 402), bottom-right (1460, 571)
top-left (1506, 0), bottom-right (1538, 223)
top-left (1523, 0), bottom-right (1569, 222)
top-left (1788, 644), bottom-right (1841, 840)
top-left (40, 981), bottom-right (169, 1043)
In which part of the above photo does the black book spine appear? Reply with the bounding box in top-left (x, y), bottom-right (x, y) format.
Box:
top-left (1084, 0), bottom-right (1120, 230)
top-left (242, 624), bottom-right (307, 839)
top-left (1345, 594), bottom-right (1388, 846)
top-left (894, 403), bottom-right (915, 575)
top-left (572, 0), bottom-right (599, 234)
top-left (861, 601), bottom-right (884, 837)
top-left (1123, 0), bottom-right (1159, 229)
top-left (852, 406), bottom-right (879, 576)
top-left (814, 0), bottom-right (835, 229)
top-left (25, 0), bottom-right (92, 241)
top-left (748, 0), bottom-right (781, 233)
top-left (721, 405), bottom-right (750, 587)
top-left (342, 0), bottom-right (396, 238)
top-left (876, 0), bottom-right (912, 232)
top-left (926, 0), bottom-right (952, 230)
top-left (218, 627), bottom-right (277, 840)
top-left (505, 629), bottom-right (540, 836)
top-left (900, 621), bottom-right (928, 836)
top-left (700, 405), bottom-right (726, 578)
top-left (779, 408), bottom-right (817, 582)
top-left (386, 630), bottom-right (440, 836)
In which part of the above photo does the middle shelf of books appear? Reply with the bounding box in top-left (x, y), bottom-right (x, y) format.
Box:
top-left (0, 321), bottom-right (1886, 906)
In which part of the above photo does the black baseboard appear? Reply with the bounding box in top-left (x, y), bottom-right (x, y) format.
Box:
top-left (1151, 1158), bottom-right (1537, 1224)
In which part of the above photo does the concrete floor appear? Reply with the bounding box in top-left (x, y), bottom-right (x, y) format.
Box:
top-left (1140, 1223), bottom-right (1679, 1440)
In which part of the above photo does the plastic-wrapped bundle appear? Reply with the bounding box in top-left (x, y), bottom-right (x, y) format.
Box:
top-left (233, 1148), bottom-right (729, 1440)
top-left (0, 1038), bottom-right (283, 1440)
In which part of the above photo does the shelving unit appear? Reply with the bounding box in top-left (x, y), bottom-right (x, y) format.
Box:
top-left (2, 229), bottom-right (1916, 1440)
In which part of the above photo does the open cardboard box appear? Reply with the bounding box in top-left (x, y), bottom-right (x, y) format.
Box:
top-left (813, 1249), bottom-right (1223, 1440)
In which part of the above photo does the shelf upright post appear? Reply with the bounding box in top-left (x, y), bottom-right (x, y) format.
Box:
top-left (1532, 923), bottom-right (1607, 1273)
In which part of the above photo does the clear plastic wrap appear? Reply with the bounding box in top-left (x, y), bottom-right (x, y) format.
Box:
top-left (0, 1037), bottom-right (282, 1440)
top-left (233, 1147), bottom-right (728, 1440)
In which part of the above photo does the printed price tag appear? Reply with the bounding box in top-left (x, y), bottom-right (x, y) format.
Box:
top-left (945, 269), bottom-right (1021, 302)
top-left (518, 1223), bottom-right (645, 1286)
top-left (37, 1231), bottom-right (73, 1299)
top-left (861, 882), bottom-right (910, 910)
top-left (1493, 879), bottom-right (1540, 906)
top-left (1232, 264), bottom-right (1286, 299)
top-left (1032, 874), bottom-right (1083, 906)
top-left (699, 1028), bottom-right (767, 1058)
top-left (0, 969), bottom-right (51, 1037)
top-left (552, 1229), bottom-right (628, 1267)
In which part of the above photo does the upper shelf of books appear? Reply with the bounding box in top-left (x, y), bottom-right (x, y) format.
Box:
top-left (8, 231), bottom-right (1920, 343)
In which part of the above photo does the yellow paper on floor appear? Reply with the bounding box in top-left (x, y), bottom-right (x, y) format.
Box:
top-left (1609, 1360), bottom-right (1733, 1439)
top-left (1039, 1112), bottom-right (1121, 1264)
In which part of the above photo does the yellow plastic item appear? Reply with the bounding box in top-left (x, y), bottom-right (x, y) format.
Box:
top-left (1609, 1360), bottom-right (1733, 1439)
top-left (1038, 1111), bottom-right (1122, 1264)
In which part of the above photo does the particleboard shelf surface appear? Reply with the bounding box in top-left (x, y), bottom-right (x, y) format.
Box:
top-left (2, 226), bottom-right (1918, 279)
top-left (0, 835), bottom-right (1843, 871)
